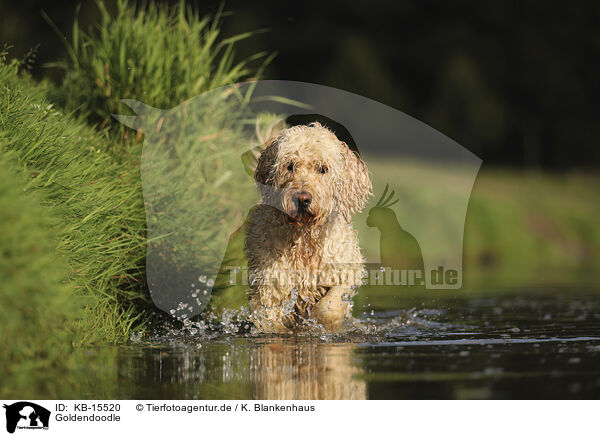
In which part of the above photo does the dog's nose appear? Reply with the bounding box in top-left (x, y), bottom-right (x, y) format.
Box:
top-left (296, 192), bottom-right (312, 208)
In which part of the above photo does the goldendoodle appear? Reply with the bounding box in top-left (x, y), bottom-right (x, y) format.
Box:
top-left (245, 122), bottom-right (372, 332)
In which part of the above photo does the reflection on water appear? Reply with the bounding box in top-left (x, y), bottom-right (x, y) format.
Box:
top-left (73, 287), bottom-right (600, 400)
top-left (251, 343), bottom-right (366, 399)
top-left (115, 341), bottom-right (366, 400)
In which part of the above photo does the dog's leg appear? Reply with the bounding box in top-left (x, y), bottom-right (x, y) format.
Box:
top-left (249, 287), bottom-right (298, 333)
top-left (311, 285), bottom-right (354, 331)
top-left (251, 306), bottom-right (294, 333)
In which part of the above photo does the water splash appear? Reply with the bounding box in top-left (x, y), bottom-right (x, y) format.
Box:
top-left (138, 303), bottom-right (462, 346)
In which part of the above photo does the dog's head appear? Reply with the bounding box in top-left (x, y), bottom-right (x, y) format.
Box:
top-left (255, 122), bottom-right (372, 226)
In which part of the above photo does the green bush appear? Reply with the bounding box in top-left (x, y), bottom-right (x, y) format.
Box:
top-left (48, 0), bottom-right (267, 138)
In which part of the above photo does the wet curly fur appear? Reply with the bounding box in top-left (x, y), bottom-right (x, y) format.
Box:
top-left (245, 122), bottom-right (372, 332)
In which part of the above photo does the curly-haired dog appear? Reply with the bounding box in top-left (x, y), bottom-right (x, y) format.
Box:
top-left (245, 122), bottom-right (372, 332)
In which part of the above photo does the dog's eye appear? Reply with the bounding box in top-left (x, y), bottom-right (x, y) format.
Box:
top-left (287, 162), bottom-right (294, 172)
top-left (319, 165), bottom-right (328, 174)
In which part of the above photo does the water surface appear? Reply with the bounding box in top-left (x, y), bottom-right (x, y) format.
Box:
top-left (78, 286), bottom-right (600, 399)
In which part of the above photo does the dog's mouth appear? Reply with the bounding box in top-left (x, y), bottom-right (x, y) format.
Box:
top-left (286, 209), bottom-right (315, 226)
top-left (283, 190), bottom-right (318, 226)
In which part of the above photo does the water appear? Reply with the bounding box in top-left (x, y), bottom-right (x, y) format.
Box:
top-left (79, 286), bottom-right (600, 399)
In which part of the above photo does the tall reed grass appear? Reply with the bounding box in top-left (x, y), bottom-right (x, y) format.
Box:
top-left (47, 0), bottom-right (267, 139)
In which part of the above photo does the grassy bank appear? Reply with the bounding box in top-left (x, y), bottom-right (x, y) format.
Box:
top-left (0, 153), bottom-right (80, 397)
top-left (0, 0), bottom-right (264, 396)
top-left (0, 55), bottom-right (149, 395)
top-left (0, 56), bottom-right (148, 342)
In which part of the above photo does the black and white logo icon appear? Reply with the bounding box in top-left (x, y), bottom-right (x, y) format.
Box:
top-left (3, 402), bottom-right (50, 434)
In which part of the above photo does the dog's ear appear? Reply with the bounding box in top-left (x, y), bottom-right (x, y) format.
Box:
top-left (336, 142), bottom-right (372, 221)
top-left (254, 139), bottom-right (280, 203)
top-left (255, 139), bottom-right (279, 185)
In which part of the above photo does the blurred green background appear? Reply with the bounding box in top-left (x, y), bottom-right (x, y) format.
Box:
top-left (2, 0), bottom-right (600, 168)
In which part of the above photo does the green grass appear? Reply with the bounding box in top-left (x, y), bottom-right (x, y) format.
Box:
top-left (0, 55), bottom-right (148, 344)
top-left (1, 0), bottom-right (267, 344)
top-left (463, 168), bottom-right (600, 285)
top-left (363, 158), bottom-right (600, 287)
top-left (0, 148), bottom-right (123, 399)
top-left (42, 0), bottom-right (269, 319)
top-left (0, 0), bottom-right (267, 329)
top-left (0, 152), bottom-right (79, 397)
top-left (47, 0), bottom-right (267, 141)
top-left (0, 0), bottom-right (269, 396)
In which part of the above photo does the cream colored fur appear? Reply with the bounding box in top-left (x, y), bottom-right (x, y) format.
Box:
top-left (245, 122), bottom-right (372, 332)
